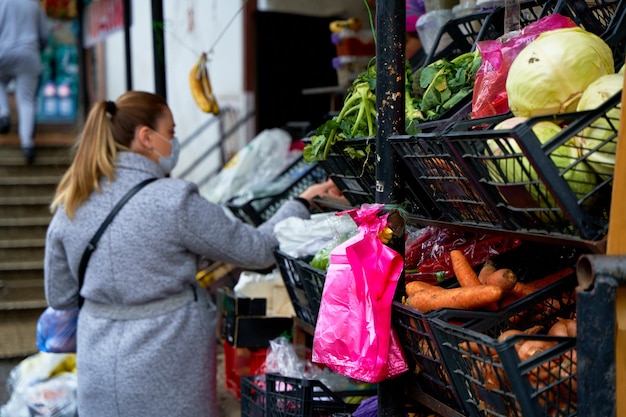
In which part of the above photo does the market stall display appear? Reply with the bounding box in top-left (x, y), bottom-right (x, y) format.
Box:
top-left (271, 1), bottom-right (626, 416)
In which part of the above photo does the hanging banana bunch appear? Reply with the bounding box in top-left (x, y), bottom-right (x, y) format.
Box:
top-left (189, 52), bottom-right (220, 115)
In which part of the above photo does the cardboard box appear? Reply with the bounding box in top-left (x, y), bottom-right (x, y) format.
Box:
top-left (217, 287), bottom-right (293, 348)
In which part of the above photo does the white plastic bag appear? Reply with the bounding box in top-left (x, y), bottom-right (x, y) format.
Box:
top-left (0, 353), bottom-right (76, 417)
top-left (24, 373), bottom-right (77, 417)
top-left (274, 212), bottom-right (357, 258)
top-left (202, 128), bottom-right (300, 203)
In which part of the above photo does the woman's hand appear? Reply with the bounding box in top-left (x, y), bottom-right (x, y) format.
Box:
top-left (298, 179), bottom-right (343, 205)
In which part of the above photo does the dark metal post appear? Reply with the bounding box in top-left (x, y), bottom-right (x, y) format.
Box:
top-left (151, 0), bottom-right (166, 98)
top-left (123, 0), bottom-right (132, 90)
top-left (576, 254), bottom-right (624, 416)
top-left (76, 0), bottom-right (89, 120)
top-left (376, 1), bottom-right (407, 416)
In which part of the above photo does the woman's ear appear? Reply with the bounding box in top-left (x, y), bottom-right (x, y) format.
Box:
top-left (133, 125), bottom-right (153, 151)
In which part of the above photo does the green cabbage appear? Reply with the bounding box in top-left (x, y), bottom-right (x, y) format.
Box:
top-left (506, 27), bottom-right (614, 118)
top-left (574, 73), bottom-right (623, 179)
top-left (486, 118), bottom-right (597, 222)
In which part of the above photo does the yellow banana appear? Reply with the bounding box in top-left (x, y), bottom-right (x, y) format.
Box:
top-left (378, 226), bottom-right (393, 244)
top-left (329, 18), bottom-right (362, 33)
top-left (189, 52), bottom-right (220, 115)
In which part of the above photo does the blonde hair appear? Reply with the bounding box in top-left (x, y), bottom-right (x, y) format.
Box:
top-left (51, 91), bottom-right (169, 218)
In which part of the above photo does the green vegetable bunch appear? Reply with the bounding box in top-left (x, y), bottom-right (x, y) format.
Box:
top-left (303, 50), bottom-right (482, 163)
top-left (409, 50), bottom-right (482, 126)
top-left (304, 63), bottom-right (377, 163)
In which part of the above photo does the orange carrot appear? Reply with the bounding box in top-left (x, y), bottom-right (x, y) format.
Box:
top-left (509, 267), bottom-right (575, 299)
top-left (477, 260), bottom-right (497, 284)
top-left (405, 280), bottom-right (442, 297)
top-left (450, 249), bottom-right (481, 287)
top-left (405, 284), bottom-right (504, 312)
top-left (482, 268), bottom-right (518, 294)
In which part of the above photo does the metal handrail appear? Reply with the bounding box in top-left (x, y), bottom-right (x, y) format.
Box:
top-left (176, 106), bottom-right (255, 186)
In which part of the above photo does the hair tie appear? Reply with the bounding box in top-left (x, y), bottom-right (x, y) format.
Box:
top-left (105, 100), bottom-right (117, 116)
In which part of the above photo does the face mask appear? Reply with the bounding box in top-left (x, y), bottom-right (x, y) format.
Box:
top-left (152, 131), bottom-right (180, 174)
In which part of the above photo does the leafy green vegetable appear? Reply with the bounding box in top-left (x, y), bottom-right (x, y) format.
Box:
top-left (409, 50), bottom-right (482, 124)
top-left (303, 64), bottom-right (377, 163)
top-left (304, 50), bottom-right (482, 162)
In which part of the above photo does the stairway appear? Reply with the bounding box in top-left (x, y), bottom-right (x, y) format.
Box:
top-left (0, 129), bottom-right (74, 358)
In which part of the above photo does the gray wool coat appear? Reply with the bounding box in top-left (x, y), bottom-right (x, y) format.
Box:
top-left (44, 151), bottom-right (310, 416)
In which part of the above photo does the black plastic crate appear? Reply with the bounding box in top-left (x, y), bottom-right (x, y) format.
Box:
top-left (601, 1), bottom-right (626, 69)
top-left (227, 158), bottom-right (328, 226)
top-left (392, 300), bottom-right (470, 414)
top-left (294, 261), bottom-right (326, 320)
top-left (265, 373), bottom-right (368, 417)
top-left (394, 242), bottom-right (581, 415)
top-left (391, 132), bottom-right (506, 228)
top-left (316, 136), bottom-right (441, 219)
top-left (274, 250), bottom-right (323, 327)
top-left (553, 0), bottom-right (620, 35)
top-left (392, 91), bottom-right (620, 240)
top-left (241, 375), bottom-right (267, 417)
top-left (422, 0), bottom-right (555, 67)
top-left (430, 272), bottom-right (578, 417)
top-left (242, 373), bottom-right (376, 417)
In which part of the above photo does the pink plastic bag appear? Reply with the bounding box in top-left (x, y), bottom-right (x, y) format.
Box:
top-left (471, 13), bottom-right (578, 119)
top-left (312, 204), bottom-right (408, 383)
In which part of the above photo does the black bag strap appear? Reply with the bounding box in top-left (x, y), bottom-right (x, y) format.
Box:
top-left (77, 178), bottom-right (157, 307)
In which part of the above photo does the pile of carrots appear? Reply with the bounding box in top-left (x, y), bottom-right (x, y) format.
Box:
top-left (403, 249), bottom-right (572, 312)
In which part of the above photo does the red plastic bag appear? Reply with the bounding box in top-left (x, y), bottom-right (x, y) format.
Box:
top-left (471, 13), bottom-right (578, 119)
top-left (404, 226), bottom-right (522, 284)
top-left (312, 204), bottom-right (408, 383)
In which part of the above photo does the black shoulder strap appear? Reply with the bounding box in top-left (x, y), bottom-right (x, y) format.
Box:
top-left (77, 177), bottom-right (157, 307)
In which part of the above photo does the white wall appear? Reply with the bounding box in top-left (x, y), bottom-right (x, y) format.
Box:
top-left (103, 0), bottom-right (249, 193)
top-left (100, 0), bottom-right (371, 193)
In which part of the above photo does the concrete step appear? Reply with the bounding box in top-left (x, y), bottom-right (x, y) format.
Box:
top-left (0, 268), bottom-right (43, 281)
top-left (0, 179), bottom-right (58, 198)
top-left (0, 279), bottom-right (46, 310)
top-left (0, 220), bottom-right (50, 239)
top-left (0, 125), bottom-right (74, 357)
top-left (0, 239), bottom-right (45, 263)
top-left (0, 308), bottom-right (43, 358)
top-left (0, 196), bottom-right (53, 221)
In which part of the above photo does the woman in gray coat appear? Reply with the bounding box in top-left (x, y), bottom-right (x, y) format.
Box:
top-left (44, 91), bottom-right (340, 416)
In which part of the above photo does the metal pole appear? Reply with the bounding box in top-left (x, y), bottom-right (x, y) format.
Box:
top-left (151, 0), bottom-right (166, 98)
top-left (76, 0), bottom-right (89, 120)
top-left (376, 0), bottom-right (407, 416)
top-left (576, 254), bottom-right (625, 416)
top-left (123, 0), bottom-right (132, 90)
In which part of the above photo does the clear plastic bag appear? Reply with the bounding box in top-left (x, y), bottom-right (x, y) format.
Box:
top-left (0, 353), bottom-right (76, 417)
top-left (25, 373), bottom-right (77, 417)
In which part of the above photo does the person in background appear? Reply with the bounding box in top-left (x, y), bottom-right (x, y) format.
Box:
top-left (43, 90), bottom-right (341, 417)
top-left (365, 0), bottom-right (426, 67)
top-left (0, 0), bottom-right (49, 163)
top-left (406, 0), bottom-right (427, 68)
